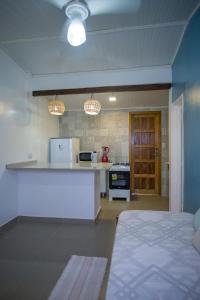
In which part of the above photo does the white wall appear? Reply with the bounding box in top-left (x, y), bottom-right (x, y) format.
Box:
top-left (0, 49), bottom-right (59, 226)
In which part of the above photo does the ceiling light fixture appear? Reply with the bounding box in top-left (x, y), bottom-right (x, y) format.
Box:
top-left (109, 96), bottom-right (117, 102)
top-left (65, 1), bottom-right (89, 47)
top-left (84, 94), bottom-right (101, 115)
top-left (48, 97), bottom-right (65, 115)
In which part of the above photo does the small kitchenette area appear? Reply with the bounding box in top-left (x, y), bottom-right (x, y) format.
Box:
top-left (5, 98), bottom-right (169, 223)
top-left (4, 89), bottom-right (169, 225)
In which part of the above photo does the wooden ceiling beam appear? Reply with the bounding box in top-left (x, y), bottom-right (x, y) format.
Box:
top-left (32, 83), bottom-right (171, 97)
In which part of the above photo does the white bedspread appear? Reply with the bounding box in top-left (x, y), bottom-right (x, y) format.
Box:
top-left (106, 210), bottom-right (200, 300)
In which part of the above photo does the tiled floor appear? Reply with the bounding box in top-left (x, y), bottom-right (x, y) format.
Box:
top-left (0, 195), bottom-right (168, 300)
top-left (100, 194), bottom-right (169, 220)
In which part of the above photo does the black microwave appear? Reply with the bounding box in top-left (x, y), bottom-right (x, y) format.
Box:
top-left (79, 151), bottom-right (97, 162)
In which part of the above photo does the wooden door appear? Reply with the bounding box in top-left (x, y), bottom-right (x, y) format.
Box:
top-left (129, 112), bottom-right (161, 195)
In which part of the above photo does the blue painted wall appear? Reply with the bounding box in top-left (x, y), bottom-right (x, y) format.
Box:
top-left (172, 7), bottom-right (200, 213)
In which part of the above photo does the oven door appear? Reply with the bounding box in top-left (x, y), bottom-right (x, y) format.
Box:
top-left (109, 171), bottom-right (130, 190)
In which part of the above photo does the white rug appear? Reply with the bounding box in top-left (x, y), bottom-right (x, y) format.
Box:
top-left (48, 255), bottom-right (108, 300)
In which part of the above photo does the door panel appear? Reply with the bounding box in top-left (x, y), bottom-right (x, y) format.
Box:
top-left (129, 112), bottom-right (161, 195)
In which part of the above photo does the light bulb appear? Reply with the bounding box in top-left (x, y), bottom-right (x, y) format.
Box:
top-left (67, 18), bottom-right (86, 47)
top-left (109, 96), bottom-right (117, 102)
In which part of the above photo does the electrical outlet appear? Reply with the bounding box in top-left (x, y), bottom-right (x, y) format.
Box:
top-left (28, 153), bottom-right (32, 159)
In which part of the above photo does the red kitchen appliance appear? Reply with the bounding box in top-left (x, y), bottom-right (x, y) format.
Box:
top-left (101, 146), bottom-right (110, 162)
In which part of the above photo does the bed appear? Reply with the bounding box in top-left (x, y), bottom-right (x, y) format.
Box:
top-left (105, 210), bottom-right (200, 300)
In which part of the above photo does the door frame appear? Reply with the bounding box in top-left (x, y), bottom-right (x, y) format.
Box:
top-left (129, 111), bottom-right (161, 195)
top-left (169, 91), bottom-right (184, 212)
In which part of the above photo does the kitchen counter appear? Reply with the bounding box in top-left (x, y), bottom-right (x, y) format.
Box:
top-left (6, 160), bottom-right (112, 221)
top-left (6, 160), bottom-right (112, 171)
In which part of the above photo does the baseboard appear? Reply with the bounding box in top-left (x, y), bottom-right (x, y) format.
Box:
top-left (0, 214), bottom-right (100, 230)
top-left (17, 216), bottom-right (96, 225)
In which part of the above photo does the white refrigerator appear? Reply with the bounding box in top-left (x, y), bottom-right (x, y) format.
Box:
top-left (49, 138), bottom-right (80, 163)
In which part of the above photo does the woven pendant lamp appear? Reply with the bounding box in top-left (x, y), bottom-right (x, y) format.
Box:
top-left (48, 97), bottom-right (65, 115)
top-left (84, 94), bottom-right (101, 115)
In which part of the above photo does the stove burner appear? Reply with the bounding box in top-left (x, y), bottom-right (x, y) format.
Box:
top-left (110, 162), bottom-right (130, 171)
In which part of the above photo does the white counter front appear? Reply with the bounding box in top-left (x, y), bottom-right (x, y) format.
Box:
top-left (6, 161), bottom-right (112, 221)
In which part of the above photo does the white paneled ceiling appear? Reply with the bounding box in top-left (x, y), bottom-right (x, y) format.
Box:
top-left (46, 89), bottom-right (169, 110)
top-left (0, 0), bottom-right (199, 75)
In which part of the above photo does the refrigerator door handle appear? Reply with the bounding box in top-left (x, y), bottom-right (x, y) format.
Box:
top-left (58, 144), bottom-right (64, 151)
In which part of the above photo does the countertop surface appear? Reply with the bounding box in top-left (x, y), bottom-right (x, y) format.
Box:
top-left (6, 160), bottom-right (112, 171)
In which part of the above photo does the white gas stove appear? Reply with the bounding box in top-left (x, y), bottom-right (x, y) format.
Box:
top-left (109, 163), bottom-right (130, 201)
